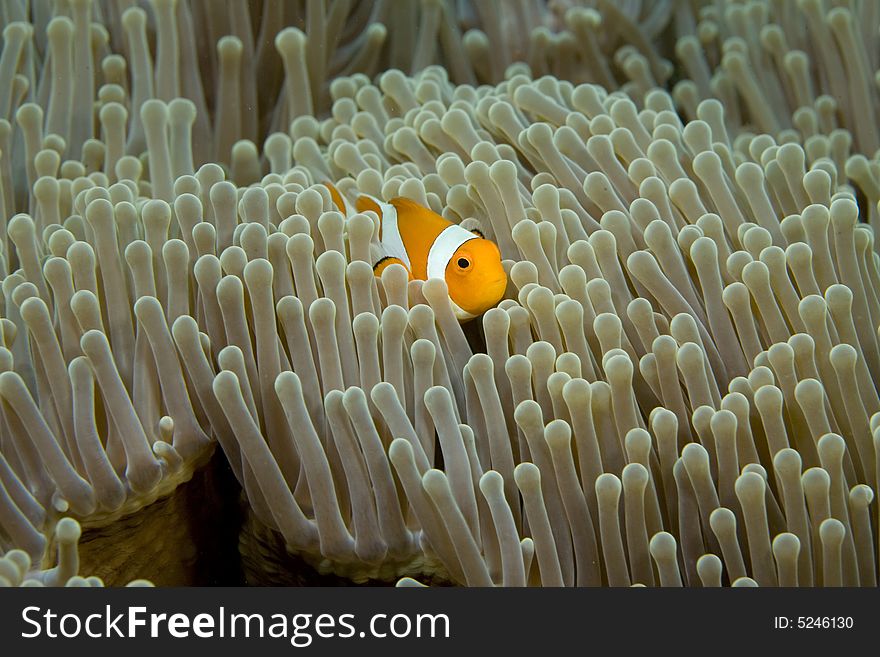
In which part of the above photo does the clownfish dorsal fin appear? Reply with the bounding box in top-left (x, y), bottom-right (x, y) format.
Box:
top-left (355, 194), bottom-right (382, 216)
top-left (388, 196), bottom-right (429, 213)
top-left (388, 196), bottom-right (451, 226)
top-left (323, 181), bottom-right (358, 217)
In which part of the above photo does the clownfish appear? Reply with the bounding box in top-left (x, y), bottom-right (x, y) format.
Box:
top-left (324, 182), bottom-right (507, 321)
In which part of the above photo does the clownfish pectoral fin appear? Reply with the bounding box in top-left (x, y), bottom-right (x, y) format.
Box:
top-left (373, 256), bottom-right (413, 280)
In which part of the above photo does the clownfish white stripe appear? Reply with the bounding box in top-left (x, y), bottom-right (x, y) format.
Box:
top-left (427, 224), bottom-right (479, 281)
top-left (341, 191), bottom-right (413, 270)
top-left (374, 198), bottom-right (412, 270)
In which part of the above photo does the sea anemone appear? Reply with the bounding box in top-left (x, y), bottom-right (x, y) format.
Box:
top-left (0, 193), bottom-right (230, 583)
top-left (0, 0), bottom-right (878, 588)
top-left (209, 70), bottom-right (880, 586)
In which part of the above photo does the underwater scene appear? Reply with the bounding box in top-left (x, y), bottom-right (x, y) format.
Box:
top-left (0, 0), bottom-right (878, 589)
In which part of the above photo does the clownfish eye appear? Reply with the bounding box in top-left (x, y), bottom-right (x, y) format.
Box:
top-left (457, 257), bottom-right (471, 269)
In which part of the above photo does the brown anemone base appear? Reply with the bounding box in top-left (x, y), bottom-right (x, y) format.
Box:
top-left (238, 508), bottom-right (452, 586)
top-left (54, 452), bottom-right (243, 586)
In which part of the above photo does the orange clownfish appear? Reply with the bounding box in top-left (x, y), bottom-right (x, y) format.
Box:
top-left (324, 183), bottom-right (507, 321)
